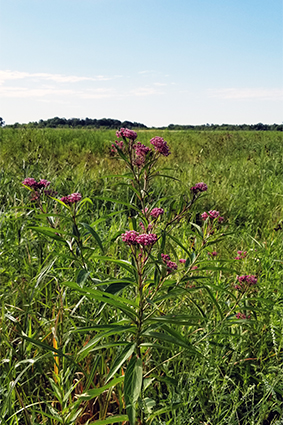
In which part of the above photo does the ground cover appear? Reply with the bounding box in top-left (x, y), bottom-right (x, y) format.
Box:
top-left (0, 127), bottom-right (282, 424)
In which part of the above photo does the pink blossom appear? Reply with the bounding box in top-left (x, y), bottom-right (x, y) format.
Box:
top-left (190, 182), bottom-right (208, 194)
top-left (150, 137), bottom-right (171, 156)
top-left (150, 207), bottom-right (164, 219)
top-left (234, 256), bottom-right (241, 260)
top-left (236, 312), bottom-right (248, 319)
top-left (201, 212), bottom-right (209, 220)
top-left (60, 193), bottom-right (82, 205)
top-left (121, 230), bottom-right (140, 245)
top-left (191, 266), bottom-right (198, 270)
top-left (218, 216), bottom-right (224, 223)
top-left (209, 251), bottom-right (218, 257)
top-left (166, 260), bottom-right (178, 271)
top-left (208, 210), bottom-right (220, 219)
top-left (161, 253), bottom-right (171, 262)
top-left (37, 179), bottom-right (51, 189)
top-left (22, 177), bottom-right (38, 188)
top-left (179, 259), bottom-right (186, 264)
top-left (235, 275), bottom-right (257, 290)
top-left (116, 128), bottom-right (137, 140)
top-left (111, 140), bottom-right (124, 155)
top-left (136, 233), bottom-right (158, 246)
top-left (134, 142), bottom-right (151, 157)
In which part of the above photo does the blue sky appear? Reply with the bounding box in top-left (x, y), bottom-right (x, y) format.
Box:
top-left (1, 0), bottom-right (282, 126)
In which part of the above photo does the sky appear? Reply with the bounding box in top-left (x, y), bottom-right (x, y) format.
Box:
top-left (0, 0), bottom-right (282, 126)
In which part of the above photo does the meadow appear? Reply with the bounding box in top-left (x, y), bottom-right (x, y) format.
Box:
top-left (0, 127), bottom-right (283, 425)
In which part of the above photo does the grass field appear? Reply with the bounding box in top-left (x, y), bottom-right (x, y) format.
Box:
top-left (0, 127), bottom-right (283, 425)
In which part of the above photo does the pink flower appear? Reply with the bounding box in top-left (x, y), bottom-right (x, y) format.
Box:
top-left (191, 266), bottom-right (198, 270)
top-left (161, 253), bottom-right (171, 262)
top-left (234, 256), bottom-right (241, 260)
top-left (60, 193), bottom-right (82, 205)
top-left (136, 233), bottom-right (158, 246)
top-left (201, 212), bottom-right (209, 220)
top-left (179, 259), bottom-right (186, 264)
top-left (121, 230), bottom-right (140, 245)
top-left (218, 216), bottom-right (224, 223)
top-left (150, 137), bottom-right (171, 156)
top-left (209, 251), bottom-right (218, 257)
top-left (116, 128), bottom-right (137, 140)
top-left (190, 182), bottom-right (208, 194)
top-left (111, 140), bottom-right (124, 155)
top-left (150, 207), bottom-right (164, 219)
top-left (235, 275), bottom-right (257, 290)
top-left (236, 312), bottom-right (247, 319)
top-left (37, 179), bottom-right (51, 189)
top-left (134, 142), bottom-right (151, 157)
top-left (166, 260), bottom-right (178, 271)
top-left (208, 210), bottom-right (220, 219)
top-left (22, 177), bottom-right (38, 188)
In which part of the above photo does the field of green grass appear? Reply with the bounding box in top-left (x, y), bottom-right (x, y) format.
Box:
top-left (0, 127), bottom-right (283, 425)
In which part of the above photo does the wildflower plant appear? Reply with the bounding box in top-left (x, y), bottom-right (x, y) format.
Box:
top-left (19, 129), bottom-right (261, 424)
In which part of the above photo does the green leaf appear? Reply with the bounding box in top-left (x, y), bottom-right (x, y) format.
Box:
top-left (28, 226), bottom-right (67, 242)
top-left (146, 314), bottom-right (205, 326)
top-left (77, 328), bottom-right (135, 360)
top-left (106, 343), bottom-right (136, 383)
top-left (62, 281), bottom-right (138, 320)
top-left (87, 416), bottom-right (129, 425)
top-left (76, 269), bottom-right (90, 287)
top-left (79, 376), bottom-right (124, 400)
top-left (190, 222), bottom-right (204, 238)
top-left (81, 222), bottom-right (104, 253)
top-left (90, 255), bottom-right (136, 276)
top-left (94, 196), bottom-right (140, 212)
top-left (124, 355), bottom-right (143, 425)
top-left (167, 234), bottom-right (191, 256)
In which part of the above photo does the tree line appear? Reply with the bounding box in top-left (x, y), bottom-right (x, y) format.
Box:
top-left (1, 117), bottom-right (282, 131)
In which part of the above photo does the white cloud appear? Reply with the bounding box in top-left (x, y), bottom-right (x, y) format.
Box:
top-left (208, 88), bottom-right (283, 100)
top-left (0, 70), bottom-right (113, 84)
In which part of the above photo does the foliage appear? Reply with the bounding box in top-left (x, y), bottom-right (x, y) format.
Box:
top-left (0, 127), bottom-right (283, 424)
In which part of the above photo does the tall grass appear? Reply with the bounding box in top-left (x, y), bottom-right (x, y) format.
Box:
top-left (0, 127), bottom-right (282, 424)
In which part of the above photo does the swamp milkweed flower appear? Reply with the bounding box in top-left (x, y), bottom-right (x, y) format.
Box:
top-left (116, 128), bottom-right (137, 140)
top-left (235, 275), bottom-right (257, 291)
top-left (190, 182), bottom-right (208, 194)
top-left (150, 137), bottom-right (171, 156)
top-left (60, 193), bottom-right (82, 205)
top-left (150, 207), bottom-right (164, 219)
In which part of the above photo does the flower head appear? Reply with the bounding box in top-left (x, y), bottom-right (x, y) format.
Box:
top-left (201, 212), bottom-right (209, 220)
top-left (209, 251), bottom-right (218, 257)
top-left (116, 128), bottom-right (137, 140)
top-left (150, 207), bottom-right (164, 219)
top-left (22, 177), bottom-right (38, 188)
top-left (166, 260), bottom-right (178, 271)
top-left (208, 210), bottom-right (220, 219)
top-left (136, 233), bottom-right (158, 246)
top-left (121, 230), bottom-right (140, 246)
top-left (190, 182), bottom-right (208, 194)
top-left (161, 253), bottom-right (171, 262)
top-left (235, 275), bottom-right (257, 290)
top-left (150, 137), bottom-right (171, 156)
top-left (60, 193), bottom-right (82, 205)
top-left (179, 258), bottom-right (186, 264)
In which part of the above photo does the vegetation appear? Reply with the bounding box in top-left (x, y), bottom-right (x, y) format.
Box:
top-left (3, 116), bottom-right (283, 131)
top-left (0, 126), bottom-right (283, 424)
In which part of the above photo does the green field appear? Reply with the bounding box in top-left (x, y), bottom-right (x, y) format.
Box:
top-left (1, 127), bottom-right (283, 424)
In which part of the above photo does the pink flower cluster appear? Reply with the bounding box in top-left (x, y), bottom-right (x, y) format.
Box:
top-left (111, 140), bottom-right (124, 155)
top-left (116, 128), bottom-right (137, 140)
top-left (22, 178), bottom-right (51, 190)
top-left (150, 207), bottom-right (164, 219)
top-left (208, 251), bottom-right (218, 257)
top-left (133, 142), bottom-right (152, 167)
top-left (60, 193), bottom-right (82, 205)
top-left (150, 137), bottom-right (171, 156)
top-left (121, 231), bottom-right (157, 247)
top-left (161, 253), bottom-right (177, 271)
top-left (190, 182), bottom-right (208, 194)
top-left (201, 210), bottom-right (224, 223)
top-left (235, 275), bottom-right (257, 290)
top-left (236, 312), bottom-right (250, 320)
top-left (235, 251), bottom-right (247, 260)
top-left (179, 258), bottom-right (186, 264)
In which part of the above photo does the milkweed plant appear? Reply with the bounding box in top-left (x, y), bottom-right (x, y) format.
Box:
top-left (21, 129), bottom-right (258, 424)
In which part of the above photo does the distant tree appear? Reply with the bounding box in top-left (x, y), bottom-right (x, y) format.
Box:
top-left (0, 117), bottom-right (5, 127)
